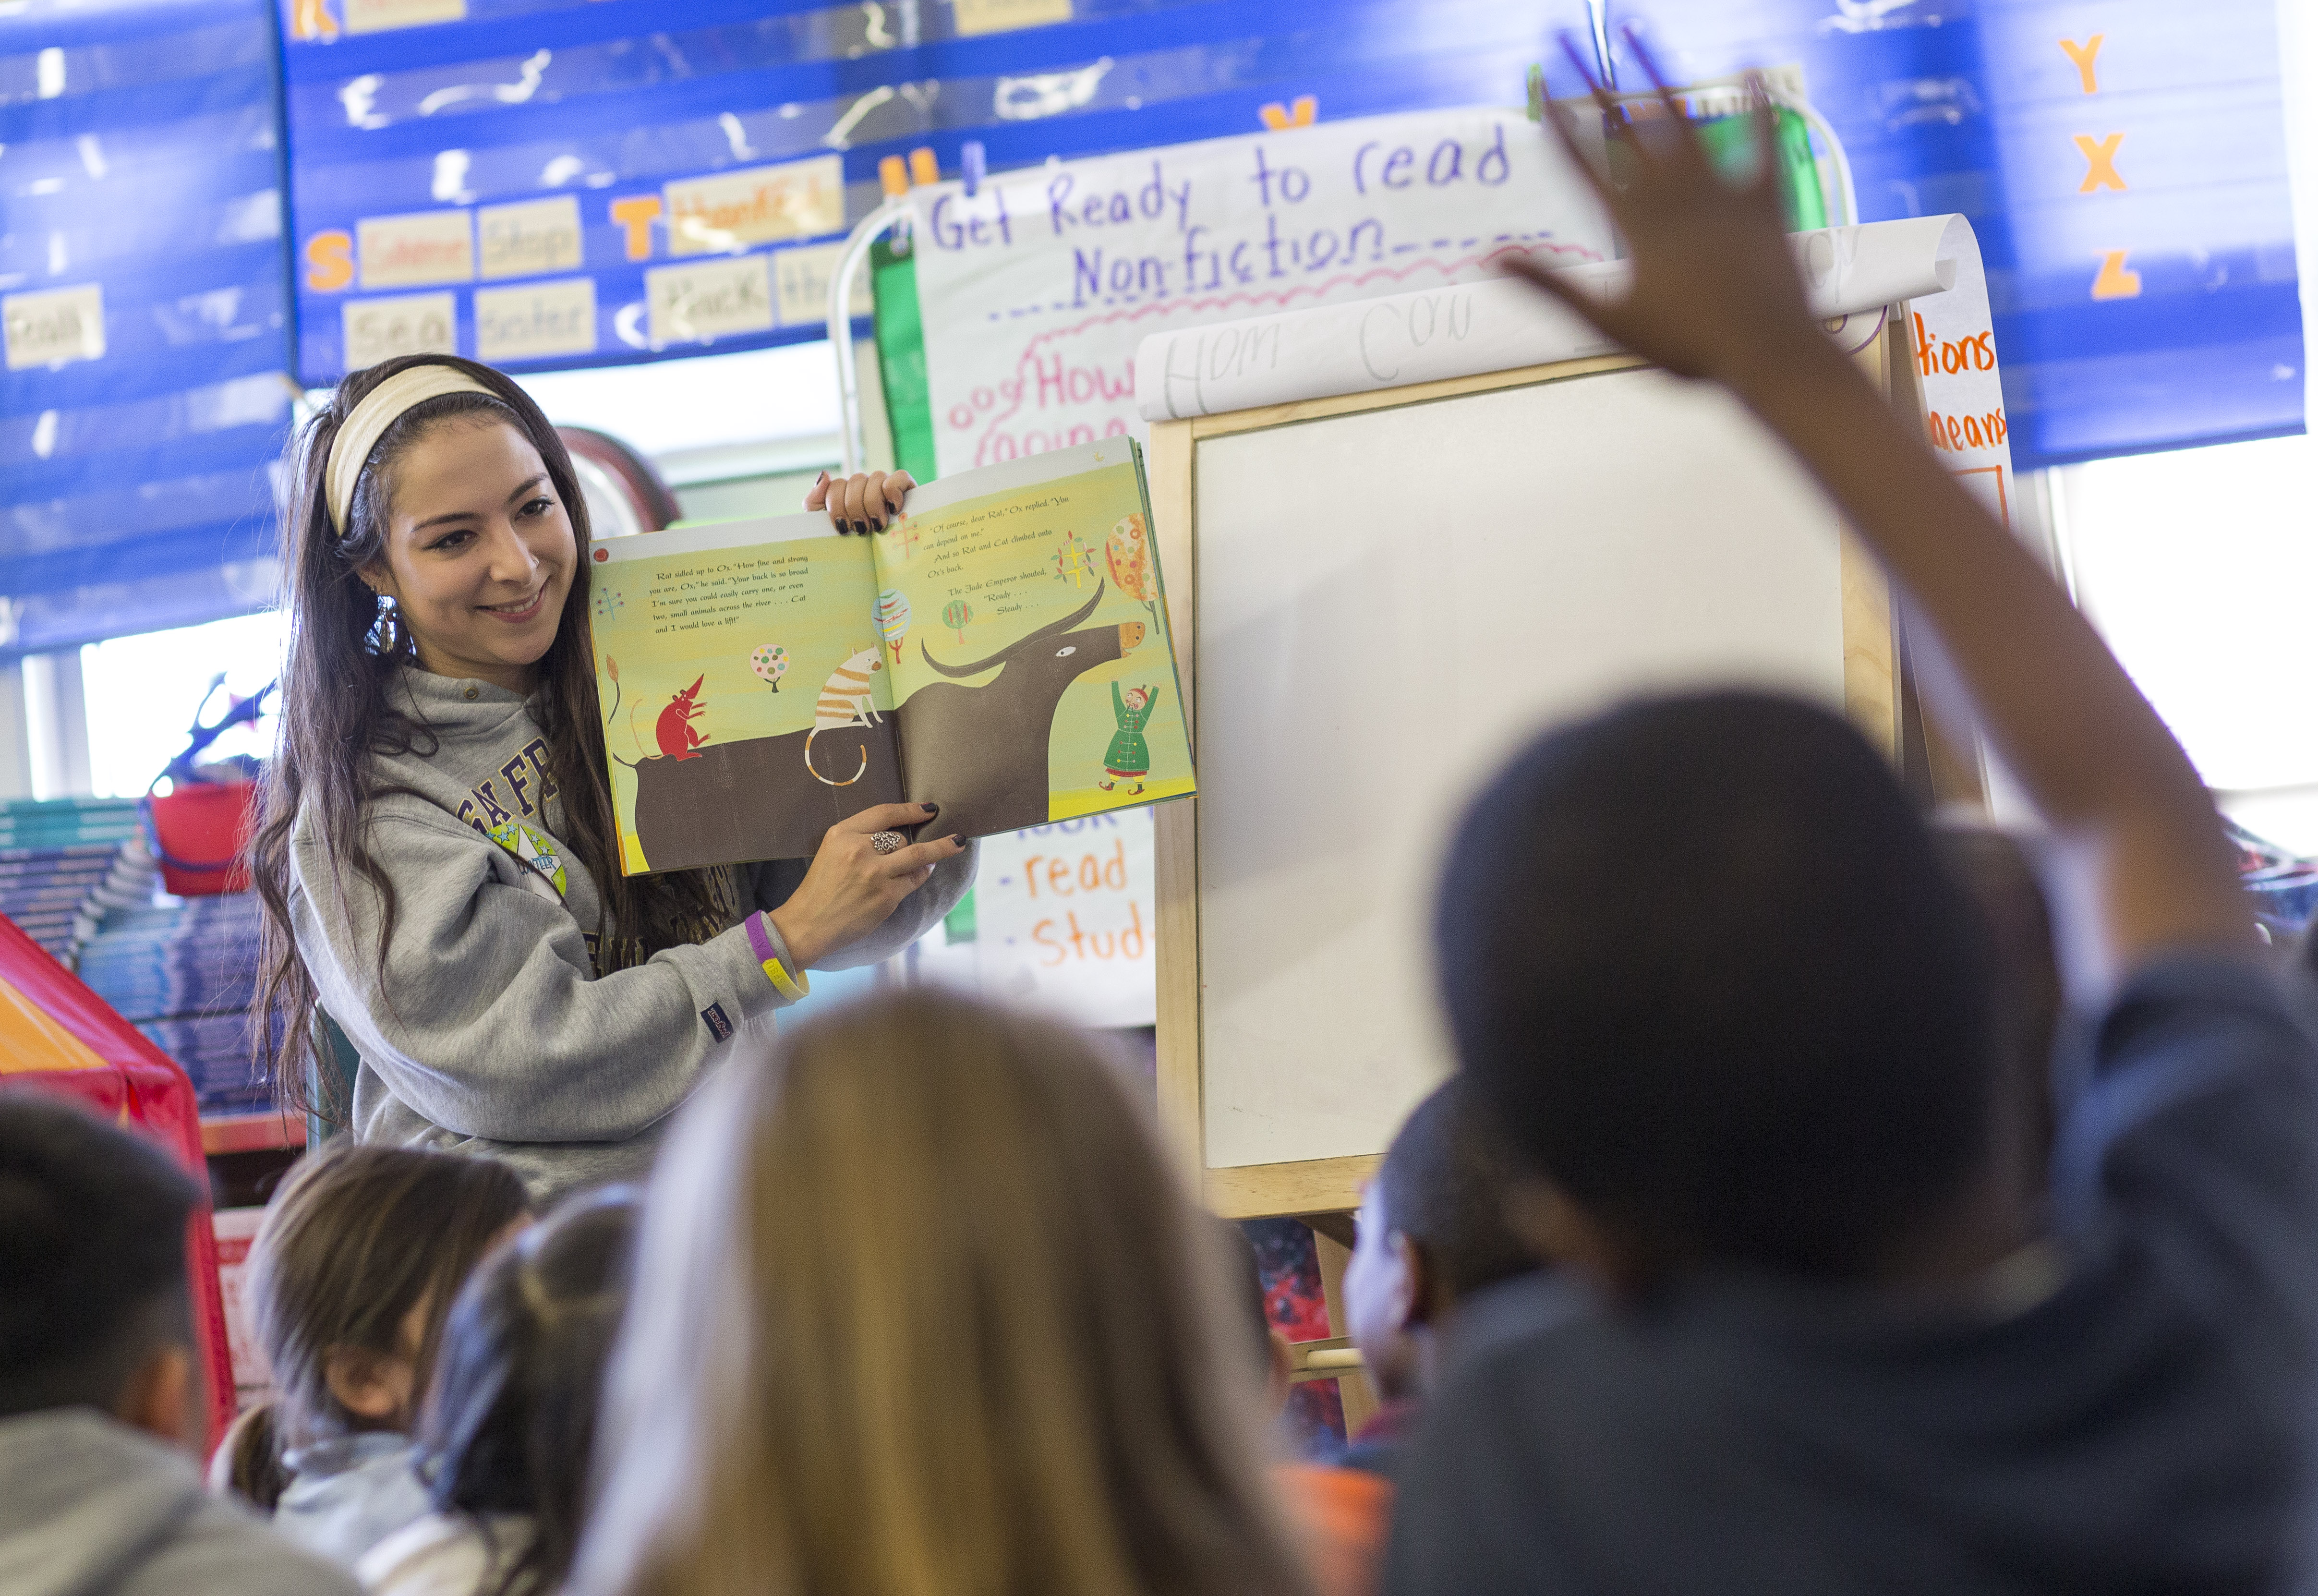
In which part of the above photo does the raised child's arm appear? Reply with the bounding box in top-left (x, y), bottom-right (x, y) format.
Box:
top-left (1504, 50), bottom-right (2251, 970)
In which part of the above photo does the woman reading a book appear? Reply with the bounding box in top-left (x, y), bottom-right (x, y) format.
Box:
top-left (248, 355), bottom-right (973, 1199)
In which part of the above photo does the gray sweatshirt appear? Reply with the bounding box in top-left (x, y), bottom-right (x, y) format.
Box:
top-left (0, 1407), bottom-right (361, 1596)
top-left (291, 667), bottom-right (974, 1198)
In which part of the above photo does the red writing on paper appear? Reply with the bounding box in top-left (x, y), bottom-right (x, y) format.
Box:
top-left (1031, 902), bottom-right (1149, 967)
top-left (1926, 409), bottom-right (2008, 452)
top-left (1913, 311), bottom-right (1997, 376)
top-left (1021, 838), bottom-right (1132, 897)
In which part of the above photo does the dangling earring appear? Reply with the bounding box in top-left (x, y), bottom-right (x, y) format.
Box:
top-left (362, 583), bottom-right (403, 652)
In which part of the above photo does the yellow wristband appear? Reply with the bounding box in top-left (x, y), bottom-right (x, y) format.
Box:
top-left (746, 912), bottom-right (809, 1003)
top-left (762, 956), bottom-right (808, 1002)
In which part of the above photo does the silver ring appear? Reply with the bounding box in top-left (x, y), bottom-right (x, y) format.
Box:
top-left (869, 830), bottom-right (906, 855)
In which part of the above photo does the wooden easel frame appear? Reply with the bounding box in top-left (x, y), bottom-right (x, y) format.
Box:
top-left (1148, 331), bottom-right (1913, 1225)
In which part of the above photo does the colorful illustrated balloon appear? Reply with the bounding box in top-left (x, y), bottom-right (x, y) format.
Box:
top-left (750, 643), bottom-right (788, 693)
top-left (941, 598), bottom-right (973, 643)
top-left (874, 589), bottom-right (911, 662)
top-left (1104, 514), bottom-right (1157, 616)
top-left (604, 654), bottom-right (620, 684)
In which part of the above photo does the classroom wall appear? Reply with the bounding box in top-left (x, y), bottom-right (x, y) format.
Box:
top-left (11, 0), bottom-right (2306, 663)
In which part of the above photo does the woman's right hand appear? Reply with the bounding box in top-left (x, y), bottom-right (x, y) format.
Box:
top-left (769, 803), bottom-right (965, 970)
top-left (807, 469), bottom-right (916, 535)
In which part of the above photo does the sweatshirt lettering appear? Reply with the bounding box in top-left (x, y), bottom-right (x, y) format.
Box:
top-left (473, 782), bottom-right (514, 827)
top-left (456, 739), bottom-right (560, 836)
top-left (519, 738), bottom-right (559, 806)
top-left (501, 757), bottom-right (535, 816)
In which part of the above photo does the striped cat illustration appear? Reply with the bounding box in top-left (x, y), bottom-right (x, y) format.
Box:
top-left (804, 643), bottom-right (884, 787)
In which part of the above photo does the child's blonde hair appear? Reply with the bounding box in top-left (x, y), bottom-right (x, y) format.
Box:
top-left (571, 990), bottom-right (1312, 1596)
top-left (245, 1142), bottom-right (529, 1496)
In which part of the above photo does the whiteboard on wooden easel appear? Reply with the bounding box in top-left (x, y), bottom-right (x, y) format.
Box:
top-left (1186, 366), bottom-right (1855, 1171)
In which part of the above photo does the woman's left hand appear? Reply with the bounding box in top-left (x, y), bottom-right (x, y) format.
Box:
top-left (808, 470), bottom-right (915, 534)
top-left (769, 802), bottom-right (963, 969)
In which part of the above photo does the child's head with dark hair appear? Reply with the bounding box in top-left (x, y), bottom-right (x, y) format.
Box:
top-left (1435, 691), bottom-right (1996, 1285)
top-left (1932, 822), bottom-right (2063, 1228)
top-left (416, 1187), bottom-right (639, 1596)
top-left (1343, 1078), bottom-right (1533, 1405)
top-left (0, 1094), bottom-right (203, 1435)
top-left (1374, 1079), bottom-right (1533, 1301)
top-left (250, 1143), bottom-right (530, 1485)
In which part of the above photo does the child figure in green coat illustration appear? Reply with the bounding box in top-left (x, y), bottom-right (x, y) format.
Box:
top-left (1099, 683), bottom-right (1156, 795)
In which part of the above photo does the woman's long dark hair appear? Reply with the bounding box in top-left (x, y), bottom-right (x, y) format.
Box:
top-left (419, 1188), bottom-right (640, 1596)
top-left (249, 354), bottom-right (732, 1116)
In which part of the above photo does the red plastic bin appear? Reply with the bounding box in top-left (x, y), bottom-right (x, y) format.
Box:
top-left (148, 779), bottom-right (257, 897)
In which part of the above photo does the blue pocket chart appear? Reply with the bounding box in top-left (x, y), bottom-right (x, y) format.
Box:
top-left (3, 0), bottom-right (2299, 660)
top-left (1620, 0), bottom-right (2302, 471)
top-left (279, 0), bottom-right (2301, 466)
top-left (1, 0), bottom-right (296, 655)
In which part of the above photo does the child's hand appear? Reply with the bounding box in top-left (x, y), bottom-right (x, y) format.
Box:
top-left (1508, 32), bottom-right (2250, 969)
top-left (1501, 36), bottom-right (1823, 393)
top-left (808, 469), bottom-right (915, 535)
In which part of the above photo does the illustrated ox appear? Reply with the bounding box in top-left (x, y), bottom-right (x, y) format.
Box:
top-left (899, 581), bottom-right (1146, 841)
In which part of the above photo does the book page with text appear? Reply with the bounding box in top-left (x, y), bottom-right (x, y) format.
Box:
top-left (591, 518), bottom-right (901, 872)
top-left (868, 441), bottom-right (1193, 841)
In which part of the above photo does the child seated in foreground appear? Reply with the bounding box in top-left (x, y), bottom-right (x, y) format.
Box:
top-left (360, 1187), bottom-right (639, 1596)
top-left (0, 1094), bottom-right (361, 1596)
top-left (1386, 59), bottom-right (2318, 1596)
top-left (566, 990), bottom-right (1313, 1596)
top-left (1339, 1077), bottom-right (1534, 1477)
top-left (233, 1142), bottom-right (530, 1570)
top-left (1932, 821), bottom-right (2064, 1242)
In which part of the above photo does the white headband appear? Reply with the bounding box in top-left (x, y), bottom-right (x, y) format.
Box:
top-left (326, 363), bottom-right (497, 536)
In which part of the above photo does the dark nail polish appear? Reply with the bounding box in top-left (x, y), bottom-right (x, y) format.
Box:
top-left (922, 802), bottom-right (940, 815)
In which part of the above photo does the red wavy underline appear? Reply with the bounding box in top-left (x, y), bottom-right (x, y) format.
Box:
top-left (955, 237), bottom-right (1605, 458)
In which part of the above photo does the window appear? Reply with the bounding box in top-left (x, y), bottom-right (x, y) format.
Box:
top-left (2061, 434), bottom-right (2318, 850)
top-left (81, 611), bottom-right (288, 799)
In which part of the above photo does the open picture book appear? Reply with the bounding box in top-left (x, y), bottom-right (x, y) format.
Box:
top-left (589, 439), bottom-right (1194, 874)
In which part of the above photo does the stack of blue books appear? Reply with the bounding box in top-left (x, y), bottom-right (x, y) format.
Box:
top-left (0, 798), bottom-right (144, 963)
top-left (78, 889), bottom-right (272, 1117)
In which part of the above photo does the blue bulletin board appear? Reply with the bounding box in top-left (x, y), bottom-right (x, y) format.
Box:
top-left (276, 0), bottom-right (1631, 383)
top-left (1617, 1), bottom-right (2302, 469)
top-left (281, 0), bottom-right (2299, 468)
top-left (0, 0), bottom-right (296, 656)
top-left (1, 0), bottom-right (2299, 657)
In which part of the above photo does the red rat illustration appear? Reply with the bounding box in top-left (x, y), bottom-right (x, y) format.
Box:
top-left (655, 676), bottom-right (709, 762)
